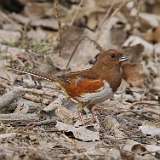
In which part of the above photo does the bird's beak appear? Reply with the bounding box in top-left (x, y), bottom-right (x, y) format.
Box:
top-left (119, 56), bottom-right (128, 62)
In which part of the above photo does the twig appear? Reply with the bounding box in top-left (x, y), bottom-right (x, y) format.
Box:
top-left (54, 0), bottom-right (62, 56)
top-left (0, 113), bottom-right (39, 121)
top-left (70, 0), bottom-right (84, 26)
top-left (21, 87), bottom-right (56, 97)
top-left (134, 0), bottom-right (143, 26)
top-left (43, 94), bottom-right (66, 112)
top-left (129, 101), bottom-right (158, 109)
top-left (65, 37), bottom-right (84, 69)
top-left (109, 0), bottom-right (128, 19)
top-left (65, 36), bottom-right (103, 69)
top-left (0, 75), bottom-right (10, 82)
top-left (97, 2), bottom-right (115, 31)
top-left (84, 153), bottom-right (94, 160)
top-left (117, 110), bottom-right (159, 121)
top-left (28, 118), bottom-right (57, 126)
top-left (103, 135), bottom-right (147, 140)
top-left (23, 93), bottom-right (50, 105)
top-left (84, 36), bottom-right (103, 51)
top-left (97, 0), bottom-right (131, 32)
top-left (56, 152), bottom-right (104, 158)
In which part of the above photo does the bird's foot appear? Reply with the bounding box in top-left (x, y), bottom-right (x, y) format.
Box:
top-left (77, 111), bottom-right (84, 124)
top-left (91, 106), bottom-right (102, 123)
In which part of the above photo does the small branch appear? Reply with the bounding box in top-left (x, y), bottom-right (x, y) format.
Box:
top-left (23, 93), bottom-right (51, 105)
top-left (65, 37), bottom-right (84, 69)
top-left (70, 0), bottom-right (84, 26)
top-left (54, 0), bottom-right (62, 56)
top-left (129, 101), bottom-right (158, 109)
top-left (97, 0), bottom-right (131, 32)
top-left (28, 118), bottom-right (57, 126)
top-left (43, 94), bottom-right (66, 112)
top-left (0, 113), bottom-right (39, 121)
top-left (65, 36), bottom-right (103, 69)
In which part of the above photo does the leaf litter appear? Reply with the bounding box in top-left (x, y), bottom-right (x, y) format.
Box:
top-left (0, 0), bottom-right (160, 159)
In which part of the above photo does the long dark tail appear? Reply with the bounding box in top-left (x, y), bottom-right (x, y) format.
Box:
top-left (7, 66), bottom-right (58, 82)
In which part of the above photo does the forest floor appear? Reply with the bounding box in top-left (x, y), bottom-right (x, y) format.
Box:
top-left (0, 0), bottom-right (159, 159)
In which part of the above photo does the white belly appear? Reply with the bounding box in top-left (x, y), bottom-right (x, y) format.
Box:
top-left (76, 81), bottom-right (113, 104)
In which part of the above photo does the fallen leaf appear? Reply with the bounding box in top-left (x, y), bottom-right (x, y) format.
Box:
top-left (146, 145), bottom-right (160, 152)
top-left (123, 35), bottom-right (154, 58)
top-left (56, 121), bottom-right (99, 141)
top-left (122, 63), bottom-right (144, 87)
top-left (31, 18), bottom-right (58, 30)
top-left (131, 144), bottom-right (147, 154)
top-left (108, 148), bottom-right (121, 160)
top-left (145, 26), bottom-right (160, 43)
top-left (139, 13), bottom-right (160, 27)
top-left (123, 44), bottom-right (144, 63)
top-left (0, 30), bottom-right (21, 44)
top-left (139, 125), bottom-right (160, 136)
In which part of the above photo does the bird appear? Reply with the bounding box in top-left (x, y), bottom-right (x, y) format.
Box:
top-left (9, 49), bottom-right (128, 118)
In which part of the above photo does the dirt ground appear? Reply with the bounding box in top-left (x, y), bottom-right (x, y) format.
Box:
top-left (0, 0), bottom-right (160, 160)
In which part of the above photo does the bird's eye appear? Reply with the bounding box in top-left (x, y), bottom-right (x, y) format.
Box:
top-left (111, 54), bottom-right (116, 58)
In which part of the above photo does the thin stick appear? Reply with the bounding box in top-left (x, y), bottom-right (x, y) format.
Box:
top-left (54, 0), bottom-right (62, 56)
top-left (0, 113), bottom-right (38, 121)
top-left (84, 36), bottom-right (103, 51)
top-left (65, 36), bottom-right (103, 69)
top-left (97, 2), bottom-right (115, 31)
top-left (65, 37), bottom-right (84, 69)
top-left (70, 0), bottom-right (84, 26)
top-left (129, 101), bottom-right (158, 109)
top-left (97, 0), bottom-right (132, 31)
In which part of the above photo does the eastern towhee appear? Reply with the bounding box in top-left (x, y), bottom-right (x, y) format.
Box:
top-left (9, 49), bottom-right (128, 115)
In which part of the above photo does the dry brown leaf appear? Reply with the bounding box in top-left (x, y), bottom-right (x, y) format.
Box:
top-left (0, 30), bottom-right (21, 44)
top-left (55, 121), bottom-right (99, 141)
top-left (23, 2), bottom-right (53, 18)
top-left (139, 123), bottom-right (160, 136)
top-left (152, 77), bottom-right (160, 92)
top-left (145, 26), bottom-right (160, 43)
top-left (123, 36), bottom-right (154, 57)
top-left (123, 44), bottom-right (144, 63)
top-left (139, 13), bottom-right (160, 28)
top-left (31, 18), bottom-right (58, 30)
top-left (122, 63), bottom-right (144, 87)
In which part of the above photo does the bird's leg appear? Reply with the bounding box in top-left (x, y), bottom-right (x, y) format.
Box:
top-left (91, 106), bottom-right (98, 122)
top-left (83, 107), bottom-right (91, 118)
top-left (85, 103), bottom-right (98, 123)
top-left (77, 102), bottom-right (84, 123)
